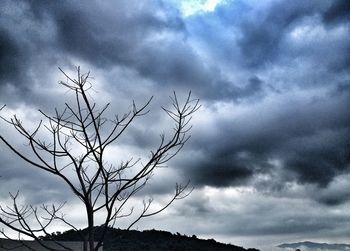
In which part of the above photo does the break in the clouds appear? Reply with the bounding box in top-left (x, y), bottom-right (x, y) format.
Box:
top-left (0, 0), bottom-right (349, 250)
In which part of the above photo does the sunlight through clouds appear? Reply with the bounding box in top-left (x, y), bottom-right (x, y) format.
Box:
top-left (171, 0), bottom-right (227, 16)
top-left (0, 0), bottom-right (349, 250)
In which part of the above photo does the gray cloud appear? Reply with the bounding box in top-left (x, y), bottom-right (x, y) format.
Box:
top-left (0, 0), bottom-right (350, 248)
top-left (322, 0), bottom-right (350, 25)
top-left (182, 86), bottom-right (350, 190)
top-left (237, 1), bottom-right (322, 68)
top-left (6, 0), bottom-right (265, 102)
top-left (0, 28), bottom-right (23, 83)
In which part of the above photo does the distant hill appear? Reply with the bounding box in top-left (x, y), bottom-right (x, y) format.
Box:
top-left (43, 227), bottom-right (260, 251)
top-left (278, 241), bottom-right (350, 250)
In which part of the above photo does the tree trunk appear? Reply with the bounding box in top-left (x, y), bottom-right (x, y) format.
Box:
top-left (84, 200), bottom-right (95, 251)
top-left (83, 235), bottom-right (88, 251)
top-left (88, 208), bottom-right (94, 251)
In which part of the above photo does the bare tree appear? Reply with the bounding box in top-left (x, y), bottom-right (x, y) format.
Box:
top-left (0, 67), bottom-right (200, 251)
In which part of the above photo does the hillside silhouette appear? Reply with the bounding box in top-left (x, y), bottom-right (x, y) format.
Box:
top-left (42, 227), bottom-right (260, 251)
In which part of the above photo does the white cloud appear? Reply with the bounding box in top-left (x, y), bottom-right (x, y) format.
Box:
top-left (170, 0), bottom-right (227, 17)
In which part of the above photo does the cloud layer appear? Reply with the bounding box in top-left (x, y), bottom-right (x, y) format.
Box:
top-left (0, 0), bottom-right (349, 249)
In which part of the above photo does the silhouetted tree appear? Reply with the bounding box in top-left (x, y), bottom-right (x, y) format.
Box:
top-left (0, 67), bottom-right (200, 251)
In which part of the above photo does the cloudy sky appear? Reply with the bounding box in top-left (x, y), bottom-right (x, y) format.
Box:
top-left (0, 0), bottom-right (349, 250)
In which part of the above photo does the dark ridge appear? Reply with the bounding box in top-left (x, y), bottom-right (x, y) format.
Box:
top-left (42, 227), bottom-right (260, 251)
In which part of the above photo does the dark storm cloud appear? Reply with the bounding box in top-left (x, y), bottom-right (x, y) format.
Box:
top-left (189, 0), bottom-right (348, 73)
top-left (0, 0), bottom-right (349, 195)
top-left (0, 28), bottom-right (23, 83)
top-left (165, 0), bottom-right (350, 197)
top-left (237, 0), bottom-right (322, 68)
top-left (321, 0), bottom-right (350, 75)
top-left (0, 1), bottom-right (51, 82)
top-left (285, 133), bottom-right (350, 187)
top-left (26, 0), bottom-right (208, 96)
top-left (47, 1), bottom-right (185, 67)
top-left (1, 0), bottom-right (350, 245)
top-left (43, 0), bottom-right (261, 102)
top-left (233, 0), bottom-right (350, 78)
top-left (0, 0), bottom-right (262, 103)
top-left (0, 0), bottom-right (62, 105)
top-left (317, 190), bottom-right (350, 206)
top-left (184, 86), bottom-right (350, 189)
top-left (212, 76), bottom-right (265, 102)
top-left (187, 154), bottom-right (256, 187)
top-left (322, 0), bottom-right (350, 25)
top-left (0, 0), bottom-right (185, 102)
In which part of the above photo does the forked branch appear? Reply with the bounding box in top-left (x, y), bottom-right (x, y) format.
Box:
top-left (0, 67), bottom-right (200, 251)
